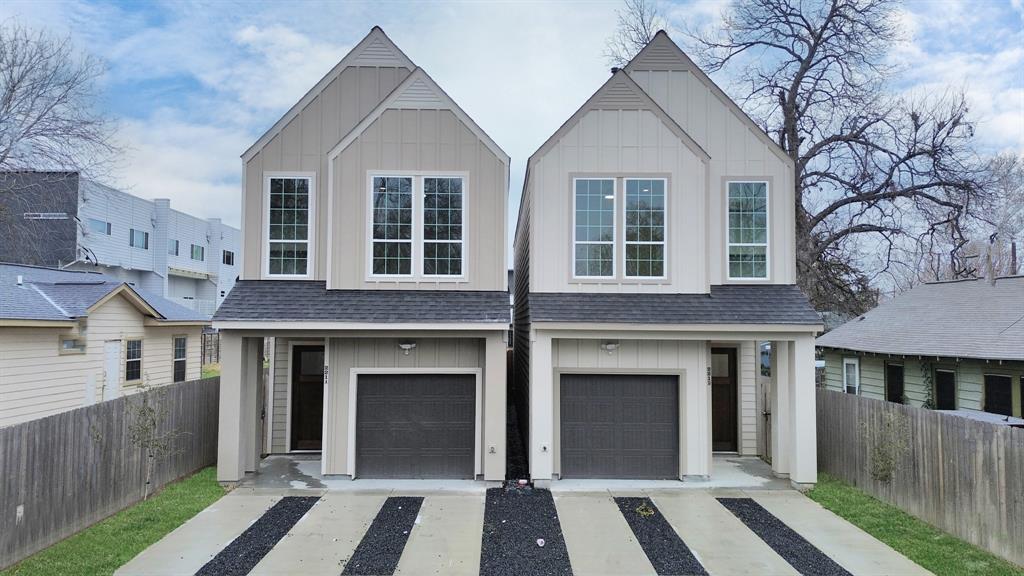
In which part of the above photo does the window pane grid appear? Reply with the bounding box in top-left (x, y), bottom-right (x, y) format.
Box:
top-left (625, 179), bottom-right (665, 277)
top-left (727, 182), bottom-right (768, 279)
top-left (423, 177), bottom-right (463, 276)
top-left (173, 337), bottom-right (186, 382)
top-left (125, 340), bottom-right (142, 382)
top-left (269, 177), bottom-right (311, 276)
top-left (371, 176), bottom-right (413, 275)
top-left (573, 179), bottom-right (615, 277)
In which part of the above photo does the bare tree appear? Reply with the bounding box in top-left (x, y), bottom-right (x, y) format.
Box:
top-left (604, 0), bottom-right (666, 67)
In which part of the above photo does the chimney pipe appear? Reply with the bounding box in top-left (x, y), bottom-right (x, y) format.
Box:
top-left (1012, 240), bottom-right (1018, 275)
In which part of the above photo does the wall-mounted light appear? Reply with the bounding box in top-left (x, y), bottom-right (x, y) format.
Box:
top-left (600, 341), bottom-right (620, 354)
top-left (398, 341), bottom-right (417, 355)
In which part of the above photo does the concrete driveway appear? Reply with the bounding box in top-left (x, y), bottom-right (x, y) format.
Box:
top-left (117, 476), bottom-right (929, 575)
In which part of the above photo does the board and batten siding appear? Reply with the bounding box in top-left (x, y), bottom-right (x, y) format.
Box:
top-left (330, 108), bottom-right (507, 290)
top-left (242, 66), bottom-right (412, 280)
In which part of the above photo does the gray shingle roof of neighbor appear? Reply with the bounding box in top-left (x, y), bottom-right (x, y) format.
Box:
top-left (0, 263), bottom-right (207, 322)
top-left (213, 280), bottom-right (511, 324)
top-left (527, 284), bottom-right (822, 325)
top-left (816, 275), bottom-right (1024, 361)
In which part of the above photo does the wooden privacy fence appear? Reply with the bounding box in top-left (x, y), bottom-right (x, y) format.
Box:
top-left (0, 377), bottom-right (220, 570)
top-left (817, 389), bottom-right (1024, 565)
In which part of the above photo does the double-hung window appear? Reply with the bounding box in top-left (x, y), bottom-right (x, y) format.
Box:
top-left (727, 181), bottom-right (769, 279)
top-left (267, 175), bottom-right (312, 276)
top-left (125, 339), bottom-right (142, 383)
top-left (222, 250), bottom-right (235, 266)
top-left (371, 176), bottom-right (413, 275)
top-left (573, 178), bottom-right (615, 278)
top-left (129, 229), bottom-right (149, 250)
top-left (190, 244), bottom-right (205, 261)
top-left (624, 178), bottom-right (666, 278)
top-left (423, 177), bottom-right (463, 276)
top-left (173, 336), bottom-right (187, 382)
top-left (168, 239), bottom-right (179, 256)
top-left (843, 357), bottom-right (859, 395)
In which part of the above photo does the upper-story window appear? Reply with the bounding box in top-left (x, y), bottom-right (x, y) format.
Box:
top-left (190, 244), bottom-right (205, 261)
top-left (727, 181), bottom-right (769, 280)
top-left (266, 175), bottom-right (313, 277)
top-left (222, 250), bottom-right (235, 266)
top-left (625, 178), bottom-right (666, 278)
top-left (168, 239), bottom-right (179, 256)
top-left (573, 178), bottom-right (615, 278)
top-left (129, 228), bottom-right (149, 250)
top-left (369, 174), bottom-right (465, 278)
top-left (89, 218), bottom-right (111, 235)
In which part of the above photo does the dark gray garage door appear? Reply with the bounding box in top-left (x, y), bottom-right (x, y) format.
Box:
top-left (356, 374), bottom-right (475, 479)
top-left (560, 374), bottom-right (678, 479)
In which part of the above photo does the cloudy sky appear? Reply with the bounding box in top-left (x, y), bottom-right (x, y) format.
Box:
top-left (3, 0), bottom-right (1022, 241)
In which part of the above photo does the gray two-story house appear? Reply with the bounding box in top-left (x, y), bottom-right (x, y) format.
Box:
top-left (213, 28), bottom-right (510, 483)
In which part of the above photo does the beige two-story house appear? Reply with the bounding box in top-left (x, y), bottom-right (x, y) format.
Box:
top-left (214, 28), bottom-right (510, 483)
top-left (513, 32), bottom-right (822, 487)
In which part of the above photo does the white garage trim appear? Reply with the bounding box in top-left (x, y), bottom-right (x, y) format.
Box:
top-left (347, 367), bottom-right (483, 479)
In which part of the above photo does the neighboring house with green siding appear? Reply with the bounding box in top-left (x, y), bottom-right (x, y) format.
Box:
top-left (817, 276), bottom-right (1024, 419)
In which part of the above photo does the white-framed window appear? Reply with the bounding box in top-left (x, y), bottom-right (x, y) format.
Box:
top-left (173, 336), bottom-right (187, 382)
top-left (423, 177), bottom-right (463, 276)
top-left (88, 218), bottom-right (111, 235)
top-left (573, 178), bottom-right (615, 278)
top-left (125, 339), bottom-right (143, 383)
top-left (222, 250), bottom-right (235, 266)
top-left (190, 244), bottom-right (204, 261)
top-left (58, 335), bottom-right (85, 355)
top-left (843, 357), bottom-right (859, 395)
top-left (129, 228), bottom-right (149, 250)
top-left (624, 178), bottom-right (666, 278)
top-left (168, 239), bottom-right (179, 256)
top-left (370, 176), bottom-right (413, 276)
top-left (265, 173), bottom-right (314, 278)
top-left (727, 181), bottom-right (769, 280)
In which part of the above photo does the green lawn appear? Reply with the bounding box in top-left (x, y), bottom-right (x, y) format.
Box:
top-left (808, 474), bottom-right (1023, 576)
top-left (201, 363), bottom-right (221, 378)
top-left (1, 467), bottom-right (225, 576)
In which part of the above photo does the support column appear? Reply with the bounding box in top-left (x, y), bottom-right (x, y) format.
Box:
top-left (217, 332), bottom-right (244, 483)
top-left (789, 334), bottom-right (818, 487)
top-left (681, 342), bottom-right (711, 479)
top-left (483, 333), bottom-right (507, 481)
top-left (770, 340), bottom-right (791, 477)
top-left (529, 332), bottom-right (554, 484)
top-left (244, 337), bottom-right (262, 473)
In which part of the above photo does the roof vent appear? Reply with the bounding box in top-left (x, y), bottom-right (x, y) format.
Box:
top-left (16, 275), bottom-right (23, 286)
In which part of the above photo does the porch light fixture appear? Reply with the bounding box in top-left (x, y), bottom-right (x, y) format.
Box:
top-left (398, 341), bottom-right (417, 355)
top-left (600, 341), bottom-right (620, 354)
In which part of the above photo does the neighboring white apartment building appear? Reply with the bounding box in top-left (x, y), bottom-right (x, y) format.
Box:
top-left (0, 172), bottom-right (240, 318)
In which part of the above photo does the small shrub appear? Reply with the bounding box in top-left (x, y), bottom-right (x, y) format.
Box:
top-left (860, 410), bottom-right (910, 483)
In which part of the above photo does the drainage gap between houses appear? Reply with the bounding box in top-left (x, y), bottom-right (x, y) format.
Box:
top-left (480, 486), bottom-right (572, 576)
top-left (195, 496), bottom-right (320, 576)
top-left (717, 498), bottom-right (852, 576)
top-left (614, 497), bottom-right (707, 576)
top-left (341, 496), bottom-right (423, 576)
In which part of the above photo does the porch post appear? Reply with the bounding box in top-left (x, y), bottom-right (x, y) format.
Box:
top-left (770, 340), bottom-right (791, 477)
top-left (217, 332), bottom-right (244, 483)
top-left (788, 334), bottom-right (818, 487)
top-left (483, 333), bottom-right (507, 481)
top-left (244, 337), bottom-right (262, 473)
top-left (530, 331), bottom-right (554, 484)
top-left (681, 343), bottom-right (711, 479)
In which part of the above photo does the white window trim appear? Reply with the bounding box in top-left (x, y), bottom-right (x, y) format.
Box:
top-left (364, 171), bottom-right (470, 282)
top-left (263, 171), bottom-right (317, 280)
top-left (190, 244), bottom-right (205, 261)
top-left (172, 335), bottom-right (187, 382)
top-left (726, 180), bottom-right (771, 281)
top-left (572, 177), bottom-right (617, 280)
top-left (125, 338), bottom-right (143, 385)
top-left (623, 177), bottom-right (668, 280)
top-left (842, 357), bottom-right (859, 395)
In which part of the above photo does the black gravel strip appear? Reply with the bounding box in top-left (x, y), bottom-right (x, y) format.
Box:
top-left (614, 497), bottom-right (707, 576)
top-left (480, 486), bottom-right (572, 576)
top-left (717, 498), bottom-right (852, 576)
top-left (341, 496), bottom-right (423, 575)
top-left (195, 496), bottom-right (319, 576)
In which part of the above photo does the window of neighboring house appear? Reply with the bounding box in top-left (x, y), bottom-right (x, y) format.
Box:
top-left (983, 374), bottom-right (1013, 416)
top-left (173, 336), bottom-right (187, 382)
top-left (423, 177), bottom-right (463, 276)
top-left (624, 178), bottom-right (666, 278)
top-left (190, 244), bottom-right (205, 261)
top-left (934, 369), bottom-right (957, 410)
top-left (129, 229), bottom-right (149, 250)
top-left (58, 335), bottom-right (85, 354)
top-left (371, 176), bottom-right (413, 275)
top-left (222, 250), bottom-right (235, 266)
top-left (573, 178), bottom-right (615, 278)
top-left (267, 175), bottom-right (312, 276)
top-left (842, 357), bottom-right (859, 394)
top-left (727, 181), bottom-right (769, 279)
top-left (125, 339), bottom-right (142, 383)
top-left (168, 239), bottom-right (179, 256)
top-left (89, 218), bottom-right (111, 235)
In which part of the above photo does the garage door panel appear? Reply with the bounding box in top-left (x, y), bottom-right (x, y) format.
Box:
top-left (356, 374), bottom-right (475, 479)
top-left (560, 374), bottom-right (678, 479)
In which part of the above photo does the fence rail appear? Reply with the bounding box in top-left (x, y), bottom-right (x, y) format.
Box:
top-left (817, 388), bottom-right (1024, 565)
top-left (0, 377), bottom-right (220, 570)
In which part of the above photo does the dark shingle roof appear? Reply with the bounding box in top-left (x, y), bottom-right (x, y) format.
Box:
top-left (527, 284), bottom-right (821, 325)
top-left (213, 280), bottom-right (511, 324)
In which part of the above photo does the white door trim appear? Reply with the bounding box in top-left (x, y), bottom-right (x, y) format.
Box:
top-left (347, 367), bottom-right (483, 479)
top-left (285, 339), bottom-right (325, 454)
top-left (265, 337), bottom-right (275, 454)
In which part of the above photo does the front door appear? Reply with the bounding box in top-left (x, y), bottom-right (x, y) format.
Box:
top-left (886, 363), bottom-right (905, 404)
top-left (935, 370), bottom-right (956, 410)
top-left (711, 348), bottom-right (738, 452)
top-left (290, 345), bottom-right (325, 451)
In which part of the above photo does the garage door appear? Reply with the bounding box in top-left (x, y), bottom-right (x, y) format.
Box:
top-left (356, 374), bottom-right (475, 478)
top-left (560, 374), bottom-right (678, 479)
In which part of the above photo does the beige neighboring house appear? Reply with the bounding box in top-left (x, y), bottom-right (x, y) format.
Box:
top-left (513, 31), bottom-right (823, 487)
top-left (0, 263), bottom-right (208, 427)
top-left (213, 28), bottom-right (510, 483)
